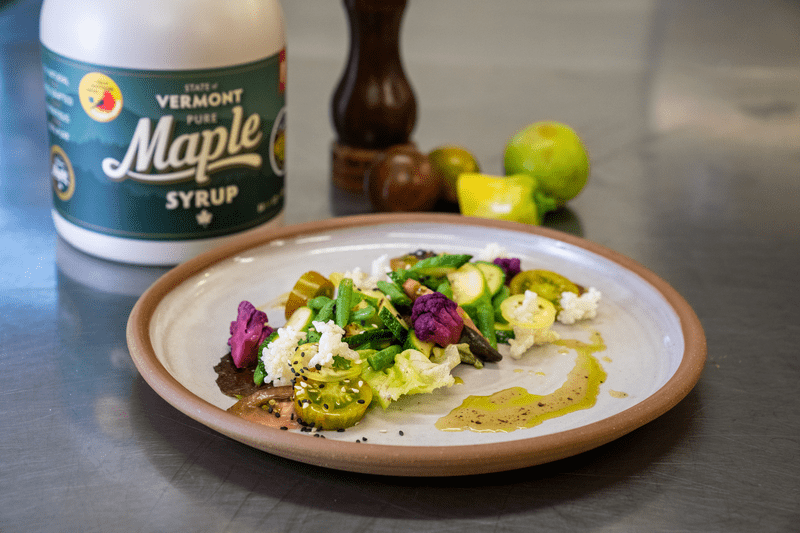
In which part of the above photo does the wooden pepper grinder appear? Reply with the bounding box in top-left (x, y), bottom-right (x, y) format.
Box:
top-left (331, 0), bottom-right (417, 193)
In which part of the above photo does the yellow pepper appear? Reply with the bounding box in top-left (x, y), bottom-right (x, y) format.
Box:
top-left (456, 173), bottom-right (541, 225)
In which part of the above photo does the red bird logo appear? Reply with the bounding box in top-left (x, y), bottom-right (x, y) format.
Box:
top-left (93, 90), bottom-right (116, 111)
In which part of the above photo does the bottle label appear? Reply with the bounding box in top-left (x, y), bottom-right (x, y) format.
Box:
top-left (42, 46), bottom-right (287, 241)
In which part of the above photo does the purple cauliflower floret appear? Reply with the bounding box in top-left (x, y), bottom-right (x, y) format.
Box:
top-left (411, 292), bottom-right (464, 347)
top-left (493, 257), bottom-right (521, 282)
top-left (228, 300), bottom-right (273, 368)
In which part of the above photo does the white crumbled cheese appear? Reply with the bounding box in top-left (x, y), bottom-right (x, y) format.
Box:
top-left (260, 325), bottom-right (307, 386)
top-left (370, 253), bottom-right (392, 279)
top-left (477, 242), bottom-right (508, 261)
top-left (508, 326), bottom-right (561, 359)
top-left (557, 287), bottom-right (602, 324)
top-left (341, 267), bottom-right (372, 290)
top-left (510, 290), bottom-right (540, 323)
top-left (342, 265), bottom-right (388, 291)
top-left (506, 290), bottom-right (560, 358)
top-left (338, 253), bottom-right (391, 291)
top-left (306, 320), bottom-right (361, 369)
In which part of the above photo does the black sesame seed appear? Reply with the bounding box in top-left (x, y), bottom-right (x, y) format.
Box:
top-left (280, 426), bottom-right (288, 431)
top-left (399, 430), bottom-right (404, 436)
top-left (357, 399), bottom-right (365, 404)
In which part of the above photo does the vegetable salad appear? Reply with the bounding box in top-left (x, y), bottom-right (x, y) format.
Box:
top-left (225, 245), bottom-right (601, 431)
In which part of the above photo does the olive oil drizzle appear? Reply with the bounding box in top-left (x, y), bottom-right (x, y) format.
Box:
top-left (436, 331), bottom-right (607, 433)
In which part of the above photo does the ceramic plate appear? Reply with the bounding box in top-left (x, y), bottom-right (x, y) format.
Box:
top-left (127, 213), bottom-right (706, 476)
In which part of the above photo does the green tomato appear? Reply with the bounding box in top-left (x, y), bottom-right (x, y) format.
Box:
top-left (428, 145), bottom-right (480, 203)
top-left (294, 377), bottom-right (372, 431)
top-left (503, 121), bottom-right (590, 205)
top-left (509, 269), bottom-right (580, 309)
top-left (456, 173), bottom-right (540, 225)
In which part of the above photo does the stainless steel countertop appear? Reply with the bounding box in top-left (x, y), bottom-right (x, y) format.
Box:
top-left (2, 1), bottom-right (798, 531)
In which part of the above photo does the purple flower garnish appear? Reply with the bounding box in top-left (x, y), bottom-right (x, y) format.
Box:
top-left (411, 292), bottom-right (464, 347)
top-left (228, 301), bottom-right (273, 368)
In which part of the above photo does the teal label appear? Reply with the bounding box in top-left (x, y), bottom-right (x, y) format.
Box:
top-left (42, 47), bottom-right (287, 240)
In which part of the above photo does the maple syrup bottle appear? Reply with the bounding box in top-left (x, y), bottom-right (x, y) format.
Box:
top-left (331, 0), bottom-right (417, 192)
top-left (41, 0), bottom-right (287, 265)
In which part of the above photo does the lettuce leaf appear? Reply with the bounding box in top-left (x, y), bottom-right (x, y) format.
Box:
top-left (362, 346), bottom-right (460, 409)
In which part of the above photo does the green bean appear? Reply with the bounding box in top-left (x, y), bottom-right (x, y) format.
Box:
top-left (376, 280), bottom-right (412, 307)
top-left (351, 304), bottom-right (376, 322)
top-left (308, 295), bottom-right (333, 311)
top-left (335, 278), bottom-right (354, 328)
top-left (475, 297), bottom-right (498, 349)
top-left (314, 299), bottom-right (335, 323)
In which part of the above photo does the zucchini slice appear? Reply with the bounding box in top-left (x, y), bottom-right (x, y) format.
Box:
top-left (403, 329), bottom-right (434, 357)
top-left (284, 306), bottom-right (314, 331)
top-left (474, 261), bottom-right (506, 296)
top-left (447, 263), bottom-right (487, 307)
top-left (377, 298), bottom-right (409, 343)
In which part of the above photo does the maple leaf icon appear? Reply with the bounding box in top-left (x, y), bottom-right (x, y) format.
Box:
top-left (196, 209), bottom-right (213, 227)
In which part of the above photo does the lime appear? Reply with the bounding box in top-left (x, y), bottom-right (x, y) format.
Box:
top-left (503, 121), bottom-right (589, 205)
top-left (428, 145), bottom-right (481, 203)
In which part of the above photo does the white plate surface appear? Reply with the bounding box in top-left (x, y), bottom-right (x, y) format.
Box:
top-left (129, 214), bottom-right (706, 475)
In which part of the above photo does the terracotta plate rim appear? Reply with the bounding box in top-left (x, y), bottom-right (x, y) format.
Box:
top-left (127, 213), bottom-right (707, 477)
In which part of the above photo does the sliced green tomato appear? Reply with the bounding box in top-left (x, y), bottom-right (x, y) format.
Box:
top-left (508, 269), bottom-right (580, 307)
top-left (389, 250), bottom-right (436, 271)
top-left (294, 377), bottom-right (373, 430)
top-left (289, 344), bottom-right (364, 383)
top-left (285, 271), bottom-right (335, 320)
top-left (499, 293), bottom-right (557, 330)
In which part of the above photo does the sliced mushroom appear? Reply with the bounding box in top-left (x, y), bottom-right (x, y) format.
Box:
top-left (227, 385), bottom-right (299, 429)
